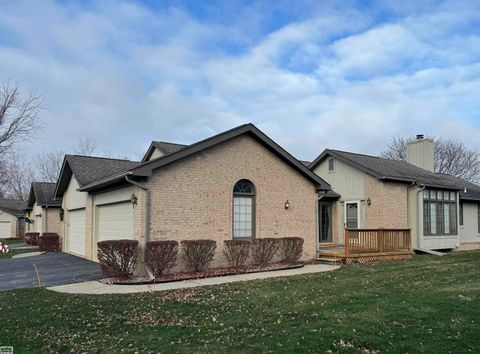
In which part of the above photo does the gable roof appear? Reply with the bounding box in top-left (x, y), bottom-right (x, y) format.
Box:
top-left (54, 155), bottom-right (141, 198)
top-left (141, 141), bottom-right (187, 162)
top-left (79, 124), bottom-right (331, 192)
top-left (0, 198), bottom-right (25, 216)
top-left (27, 182), bottom-right (62, 208)
top-left (309, 149), bottom-right (462, 190)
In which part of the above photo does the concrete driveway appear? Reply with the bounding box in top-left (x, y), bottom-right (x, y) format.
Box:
top-left (0, 252), bottom-right (103, 292)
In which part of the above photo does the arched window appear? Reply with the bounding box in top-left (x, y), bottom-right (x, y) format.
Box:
top-left (233, 179), bottom-right (255, 239)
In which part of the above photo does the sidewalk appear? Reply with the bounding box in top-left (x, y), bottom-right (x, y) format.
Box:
top-left (48, 264), bottom-right (340, 295)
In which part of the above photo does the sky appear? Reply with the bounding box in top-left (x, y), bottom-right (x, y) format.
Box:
top-left (1, 0), bottom-right (479, 162)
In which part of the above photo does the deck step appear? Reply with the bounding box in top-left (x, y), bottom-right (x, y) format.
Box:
top-left (414, 248), bottom-right (447, 256)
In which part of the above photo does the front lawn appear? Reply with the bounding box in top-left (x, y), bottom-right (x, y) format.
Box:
top-left (0, 252), bottom-right (479, 353)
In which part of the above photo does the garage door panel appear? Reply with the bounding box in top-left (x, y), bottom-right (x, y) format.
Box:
top-left (97, 202), bottom-right (133, 242)
top-left (0, 221), bottom-right (11, 238)
top-left (68, 209), bottom-right (85, 256)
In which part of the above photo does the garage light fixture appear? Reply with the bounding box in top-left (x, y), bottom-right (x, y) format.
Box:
top-left (284, 200), bottom-right (290, 209)
top-left (130, 193), bottom-right (138, 206)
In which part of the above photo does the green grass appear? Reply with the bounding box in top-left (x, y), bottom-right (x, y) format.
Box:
top-left (0, 252), bottom-right (479, 353)
top-left (0, 248), bottom-right (38, 260)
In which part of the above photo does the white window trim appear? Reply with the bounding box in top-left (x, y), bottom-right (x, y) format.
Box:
top-left (344, 200), bottom-right (361, 229)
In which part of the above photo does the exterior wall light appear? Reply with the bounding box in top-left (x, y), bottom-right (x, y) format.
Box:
top-left (284, 200), bottom-right (290, 209)
top-left (130, 193), bottom-right (138, 206)
top-left (59, 208), bottom-right (64, 221)
top-left (367, 198), bottom-right (371, 206)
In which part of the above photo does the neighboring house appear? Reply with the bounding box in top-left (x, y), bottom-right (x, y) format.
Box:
top-left (0, 198), bottom-right (26, 238)
top-left (25, 182), bottom-right (63, 235)
top-left (54, 124), bottom-right (331, 272)
top-left (141, 141), bottom-right (187, 161)
top-left (309, 136), bottom-right (480, 252)
top-left (53, 155), bottom-right (140, 257)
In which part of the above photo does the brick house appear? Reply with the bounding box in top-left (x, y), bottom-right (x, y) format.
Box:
top-left (0, 198), bottom-right (26, 238)
top-left (54, 124), bottom-right (331, 271)
top-left (25, 182), bottom-right (62, 236)
top-left (309, 136), bottom-right (480, 256)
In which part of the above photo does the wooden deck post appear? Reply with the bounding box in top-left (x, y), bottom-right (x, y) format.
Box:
top-left (345, 229), bottom-right (349, 255)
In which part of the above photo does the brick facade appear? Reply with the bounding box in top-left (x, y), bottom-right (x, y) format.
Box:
top-left (44, 208), bottom-right (63, 236)
top-left (143, 135), bottom-right (318, 272)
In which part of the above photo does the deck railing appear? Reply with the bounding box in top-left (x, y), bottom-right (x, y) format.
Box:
top-left (344, 228), bottom-right (411, 255)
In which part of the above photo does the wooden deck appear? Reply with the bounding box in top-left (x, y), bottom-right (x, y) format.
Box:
top-left (318, 228), bottom-right (413, 264)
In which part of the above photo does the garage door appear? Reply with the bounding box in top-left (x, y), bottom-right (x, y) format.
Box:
top-left (97, 202), bottom-right (133, 242)
top-left (0, 221), bottom-right (10, 238)
top-left (67, 209), bottom-right (86, 256)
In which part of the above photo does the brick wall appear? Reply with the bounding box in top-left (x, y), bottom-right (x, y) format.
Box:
top-left (144, 135), bottom-right (318, 272)
top-left (364, 176), bottom-right (408, 229)
top-left (44, 207), bottom-right (63, 236)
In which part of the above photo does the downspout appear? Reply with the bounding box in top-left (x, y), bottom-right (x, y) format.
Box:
top-left (125, 175), bottom-right (152, 278)
top-left (416, 183), bottom-right (426, 249)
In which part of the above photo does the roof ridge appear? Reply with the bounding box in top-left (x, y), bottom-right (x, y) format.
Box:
top-left (153, 141), bottom-right (188, 146)
top-left (66, 154), bottom-right (139, 163)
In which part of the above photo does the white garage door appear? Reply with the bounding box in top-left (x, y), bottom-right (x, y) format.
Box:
top-left (0, 221), bottom-right (11, 238)
top-left (67, 209), bottom-right (86, 256)
top-left (97, 202), bottom-right (133, 242)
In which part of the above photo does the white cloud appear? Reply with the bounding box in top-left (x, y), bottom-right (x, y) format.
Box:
top-left (0, 0), bottom-right (479, 164)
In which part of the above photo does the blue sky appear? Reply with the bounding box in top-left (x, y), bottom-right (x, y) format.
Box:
top-left (1, 0), bottom-right (479, 161)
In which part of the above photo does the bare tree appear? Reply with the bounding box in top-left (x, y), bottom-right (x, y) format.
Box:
top-left (35, 150), bottom-right (64, 183)
top-left (0, 81), bottom-right (42, 157)
top-left (74, 137), bottom-right (97, 155)
top-left (2, 155), bottom-right (36, 200)
top-left (382, 136), bottom-right (480, 183)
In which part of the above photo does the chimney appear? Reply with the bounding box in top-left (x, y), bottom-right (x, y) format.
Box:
top-left (406, 134), bottom-right (435, 172)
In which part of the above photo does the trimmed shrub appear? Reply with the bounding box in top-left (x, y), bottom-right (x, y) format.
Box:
top-left (181, 240), bottom-right (216, 272)
top-left (25, 232), bottom-right (40, 246)
top-left (97, 240), bottom-right (139, 278)
top-left (39, 233), bottom-right (60, 252)
top-left (280, 237), bottom-right (304, 263)
top-left (146, 240), bottom-right (178, 278)
top-left (252, 238), bottom-right (281, 267)
top-left (223, 240), bottom-right (251, 269)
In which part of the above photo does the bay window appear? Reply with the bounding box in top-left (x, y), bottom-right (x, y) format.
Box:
top-left (423, 189), bottom-right (457, 236)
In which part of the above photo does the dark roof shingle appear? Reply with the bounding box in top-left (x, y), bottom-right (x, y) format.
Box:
top-left (29, 182), bottom-right (62, 207)
top-left (65, 155), bottom-right (141, 187)
top-left (311, 149), bottom-right (464, 190)
top-left (152, 141), bottom-right (187, 155)
top-left (0, 198), bottom-right (25, 216)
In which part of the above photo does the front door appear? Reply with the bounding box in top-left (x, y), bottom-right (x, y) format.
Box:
top-left (318, 201), bottom-right (332, 243)
top-left (345, 202), bottom-right (359, 228)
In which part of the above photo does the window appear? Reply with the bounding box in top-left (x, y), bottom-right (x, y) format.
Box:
top-left (423, 189), bottom-right (457, 236)
top-left (459, 202), bottom-right (464, 226)
top-left (233, 180), bottom-right (255, 239)
top-left (328, 158), bottom-right (335, 172)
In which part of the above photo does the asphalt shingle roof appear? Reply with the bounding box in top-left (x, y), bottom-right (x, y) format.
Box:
top-left (151, 141), bottom-right (187, 155)
top-left (316, 149), bottom-right (467, 190)
top-left (0, 198), bottom-right (25, 216)
top-left (65, 155), bottom-right (141, 187)
top-left (30, 182), bottom-right (62, 207)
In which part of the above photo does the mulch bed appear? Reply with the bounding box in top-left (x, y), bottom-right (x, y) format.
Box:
top-left (101, 262), bottom-right (305, 285)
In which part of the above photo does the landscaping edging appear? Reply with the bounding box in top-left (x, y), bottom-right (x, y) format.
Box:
top-left (101, 262), bottom-right (305, 285)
